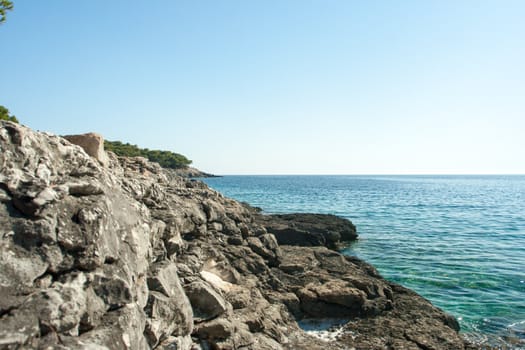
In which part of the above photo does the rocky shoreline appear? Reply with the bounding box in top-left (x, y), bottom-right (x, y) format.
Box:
top-left (171, 166), bottom-right (219, 179)
top-left (0, 121), bottom-right (479, 349)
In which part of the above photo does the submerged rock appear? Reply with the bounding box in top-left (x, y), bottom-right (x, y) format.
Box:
top-left (0, 121), bottom-right (478, 349)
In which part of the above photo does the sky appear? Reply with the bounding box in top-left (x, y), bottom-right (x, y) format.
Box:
top-left (1, 1), bottom-right (524, 175)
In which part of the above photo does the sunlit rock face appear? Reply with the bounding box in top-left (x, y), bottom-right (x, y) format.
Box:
top-left (0, 120), bottom-right (473, 350)
top-left (63, 132), bottom-right (109, 166)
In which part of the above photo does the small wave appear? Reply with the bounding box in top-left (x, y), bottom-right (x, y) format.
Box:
top-left (463, 319), bottom-right (525, 350)
top-left (508, 320), bottom-right (525, 339)
top-left (463, 332), bottom-right (525, 349)
top-left (298, 318), bottom-right (350, 342)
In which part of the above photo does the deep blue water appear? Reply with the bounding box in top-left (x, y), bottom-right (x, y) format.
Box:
top-left (202, 175), bottom-right (525, 347)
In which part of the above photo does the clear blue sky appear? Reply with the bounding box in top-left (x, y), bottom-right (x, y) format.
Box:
top-left (1, 1), bottom-right (524, 174)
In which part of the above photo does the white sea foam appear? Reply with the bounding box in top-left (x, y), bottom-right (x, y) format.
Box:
top-left (298, 318), bottom-right (352, 342)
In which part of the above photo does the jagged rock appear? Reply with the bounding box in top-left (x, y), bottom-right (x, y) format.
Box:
top-left (171, 166), bottom-right (217, 178)
top-left (144, 291), bottom-right (192, 347)
top-left (157, 335), bottom-right (193, 350)
top-left (194, 318), bottom-right (233, 340)
top-left (66, 303), bottom-right (149, 349)
top-left (297, 281), bottom-right (368, 317)
top-left (147, 261), bottom-right (182, 296)
top-left (184, 281), bottom-right (228, 321)
top-left (0, 237), bottom-right (48, 289)
top-left (246, 234), bottom-right (281, 266)
top-left (80, 286), bottom-right (107, 332)
top-left (0, 122), bottom-right (477, 350)
top-left (145, 261), bottom-right (193, 346)
top-left (92, 267), bottom-right (134, 309)
top-left (254, 213), bottom-right (358, 249)
top-left (63, 132), bottom-right (109, 166)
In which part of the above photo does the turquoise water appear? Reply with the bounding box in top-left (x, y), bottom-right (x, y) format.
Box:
top-left (202, 175), bottom-right (525, 347)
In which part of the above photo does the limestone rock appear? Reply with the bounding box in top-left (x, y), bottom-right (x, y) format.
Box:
top-left (0, 121), bottom-right (476, 350)
top-left (255, 213), bottom-right (358, 249)
top-left (64, 132), bottom-right (109, 166)
top-left (144, 291), bottom-right (192, 347)
top-left (184, 281), bottom-right (228, 321)
top-left (194, 318), bottom-right (233, 341)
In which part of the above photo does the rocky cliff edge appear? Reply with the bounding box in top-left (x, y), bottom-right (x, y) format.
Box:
top-left (0, 121), bottom-right (475, 349)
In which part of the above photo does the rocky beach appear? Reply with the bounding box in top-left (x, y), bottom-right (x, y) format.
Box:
top-left (0, 121), bottom-right (478, 349)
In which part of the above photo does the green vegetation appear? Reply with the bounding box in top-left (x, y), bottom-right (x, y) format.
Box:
top-left (104, 140), bottom-right (192, 169)
top-left (0, 0), bottom-right (13, 24)
top-left (0, 105), bottom-right (19, 123)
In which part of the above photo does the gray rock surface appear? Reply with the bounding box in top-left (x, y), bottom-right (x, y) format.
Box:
top-left (0, 121), bottom-right (478, 349)
top-left (254, 212), bottom-right (358, 249)
top-left (63, 132), bottom-right (110, 166)
top-left (171, 166), bottom-right (218, 178)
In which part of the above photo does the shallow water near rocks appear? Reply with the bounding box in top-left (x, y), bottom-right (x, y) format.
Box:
top-left (203, 175), bottom-right (525, 348)
top-left (298, 318), bottom-right (350, 342)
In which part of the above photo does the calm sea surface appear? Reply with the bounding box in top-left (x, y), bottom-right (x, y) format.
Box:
top-left (202, 175), bottom-right (525, 348)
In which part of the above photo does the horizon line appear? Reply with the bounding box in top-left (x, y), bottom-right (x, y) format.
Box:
top-left (204, 173), bottom-right (525, 177)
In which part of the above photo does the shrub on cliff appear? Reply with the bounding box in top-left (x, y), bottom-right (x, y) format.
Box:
top-left (0, 105), bottom-right (19, 123)
top-left (104, 140), bottom-right (192, 169)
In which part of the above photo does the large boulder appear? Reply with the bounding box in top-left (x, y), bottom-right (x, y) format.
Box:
top-left (255, 213), bottom-right (358, 249)
top-left (64, 132), bottom-right (109, 166)
top-left (183, 281), bottom-right (228, 321)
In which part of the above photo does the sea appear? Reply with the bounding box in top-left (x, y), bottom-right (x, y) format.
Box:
top-left (202, 175), bottom-right (525, 348)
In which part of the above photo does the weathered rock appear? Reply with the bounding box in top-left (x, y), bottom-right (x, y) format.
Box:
top-left (255, 213), bottom-right (358, 249)
top-left (246, 234), bottom-right (282, 267)
top-left (145, 261), bottom-right (193, 346)
top-left (0, 237), bottom-right (48, 289)
top-left (171, 166), bottom-right (218, 178)
top-left (69, 303), bottom-right (149, 349)
top-left (80, 286), bottom-right (107, 332)
top-left (0, 121), bottom-right (478, 350)
top-left (147, 261), bottom-right (182, 297)
top-left (184, 281), bottom-right (228, 321)
top-left (91, 267), bottom-right (134, 309)
top-left (157, 335), bottom-right (193, 350)
top-left (144, 291), bottom-right (193, 347)
top-left (63, 132), bottom-right (109, 166)
top-left (194, 318), bottom-right (233, 340)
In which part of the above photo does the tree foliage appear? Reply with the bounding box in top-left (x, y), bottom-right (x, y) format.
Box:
top-left (0, 105), bottom-right (19, 123)
top-left (0, 0), bottom-right (13, 24)
top-left (104, 140), bottom-right (192, 169)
